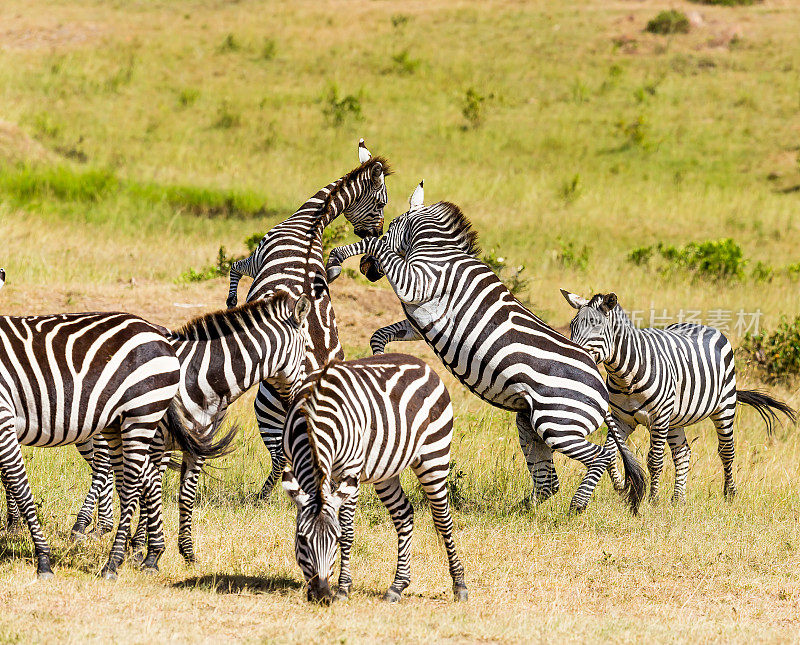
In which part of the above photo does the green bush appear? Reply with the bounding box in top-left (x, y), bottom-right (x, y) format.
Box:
top-left (482, 249), bottom-right (531, 304)
top-left (178, 246), bottom-right (235, 283)
top-left (555, 239), bottom-right (590, 271)
top-left (645, 10), bottom-right (690, 35)
top-left (462, 87), bottom-right (485, 129)
top-left (741, 317), bottom-right (800, 384)
top-left (0, 165), bottom-right (117, 203)
top-left (628, 238), bottom-right (747, 281)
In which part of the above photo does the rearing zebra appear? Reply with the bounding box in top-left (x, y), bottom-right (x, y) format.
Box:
top-left (326, 185), bottom-right (646, 514)
top-left (561, 290), bottom-right (796, 503)
top-left (282, 354), bottom-right (468, 604)
top-left (226, 140), bottom-right (391, 497)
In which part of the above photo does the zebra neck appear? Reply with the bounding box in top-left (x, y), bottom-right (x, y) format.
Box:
top-left (604, 324), bottom-right (644, 388)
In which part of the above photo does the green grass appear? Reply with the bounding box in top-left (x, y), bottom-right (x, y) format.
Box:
top-left (2, 0), bottom-right (800, 640)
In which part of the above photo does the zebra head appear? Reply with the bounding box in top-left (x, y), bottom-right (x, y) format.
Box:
top-left (342, 140), bottom-right (389, 239)
top-left (282, 468), bottom-right (359, 604)
top-left (265, 293), bottom-right (314, 399)
top-left (561, 289), bottom-right (620, 364)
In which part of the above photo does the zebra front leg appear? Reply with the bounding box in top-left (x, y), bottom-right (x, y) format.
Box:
top-left (374, 477), bottom-right (414, 602)
top-left (0, 424), bottom-right (53, 578)
top-left (326, 239), bottom-right (372, 282)
top-left (255, 383), bottom-right (288, 500)
top-left (516, 413), bottom-right (559, 505)
top-left (226, 269), bottom-right (242, 309)
top-left (132, 444), bottom-right (171, 568)
top-left (72, 438), bottom-right (115, 539)
top-left (667, 427), bottom-right (691, 505)
top-left (711, 406), bottom-right (737, 500)
top-left (336, 488), bottom-right (359, 600)
top-left (412, 459), bottom-right (468, 602)
top-left (177, 455), bottom-right (204, 563)
top-left (647, 420), bottom-right (670, 502)
top-left (370, 320), bottom-right (422, 355)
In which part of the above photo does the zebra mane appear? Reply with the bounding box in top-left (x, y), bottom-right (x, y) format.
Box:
top-left (298, 361), bottom-right (338, 501)
top-left (301, 155), bottom-right (392, 294)
top-left (414, 201), bottom-right (480, 257)
top-left (173, 291), bottom-right (293, 341)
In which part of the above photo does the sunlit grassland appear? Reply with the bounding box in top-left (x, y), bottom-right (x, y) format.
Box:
top-left (2, 0), bottom-right (800, 641)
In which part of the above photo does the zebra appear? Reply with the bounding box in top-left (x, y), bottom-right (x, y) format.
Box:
top-left (0, 309), bottom-right (191, 579)
top-left (561, 290), bottom-right (796, 503)
top-left (326, 184), bottom-right (646, 514)
top-left (226, 140), bottom-right (391, 497)
top-left (71, 292), bottom-right (313, 563)
top-left (281, 354), bottom-right (468, 604)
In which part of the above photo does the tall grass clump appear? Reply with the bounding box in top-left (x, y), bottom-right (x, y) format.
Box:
top-left (741, 317), bottom-right (800, 383)
top-left (461, 88), bottom-right (485, 129)
top-left (0, 165), bottom-right (117, 203)
top-left (628, 238), bottom-right (747, 281)
top-left (322, 84), bottom-right (363, 127)
top-left (645, 10), bottom-right (690, 35)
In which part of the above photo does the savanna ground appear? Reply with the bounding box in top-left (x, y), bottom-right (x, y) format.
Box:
top-left (1, 0), bottom-right (800, 642)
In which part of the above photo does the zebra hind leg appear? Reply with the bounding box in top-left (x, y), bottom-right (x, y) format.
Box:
top-left (336, 489), bottom-right (360, 600)
top-left (1, 469), bottom-right (23, 534)
top-left (374, 477), bottom-right (414, 602)
top-left (412, 459), bottom-right (468, 602)
top-left (254, 384), bottom-right (288, 500)
top-left (711, 407), bottom-right (737, 500)
top-left (177, 456), bottom-right (204, 563)
top-left (516, 413), bottom-right (559, 506)
top-left (667, 427), bottom-right (691, 505)
top-left (0, 423), bottom-right (53, 578)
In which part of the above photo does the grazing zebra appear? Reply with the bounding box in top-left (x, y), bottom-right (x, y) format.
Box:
top-left (226, 140), bottom-right (391, 497)
top-left (0, 310), bottom-right (187, 579)
top-left (561, 290), bottom-right (796, 503)
top-left (282, 354), bottom-right (468, 604)
top-left (73, 293), bottom-right (313, 563)
top-left (326, 186), bottom-right (646, 514)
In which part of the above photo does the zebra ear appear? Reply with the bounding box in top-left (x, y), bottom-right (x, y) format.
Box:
top-left (601, 293), bottom-right (618, 314)
top-left (560, 288), bottom-right (588, 310)
top-left (358, 137), bottom-right (371, 164)
top-left (282, 468), bottom-right (310, 509)
top-left (325, 475), bottom-right (359, 514)
top-left (294, 295), bottom-right (311, 325)
top-left (409, 180), bottom-right (424, 210)
top-left (370, 161), bottom-right (384, 185)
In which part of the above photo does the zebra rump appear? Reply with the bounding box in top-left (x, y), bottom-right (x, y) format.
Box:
top-left (736, 389), bottom-right (797, 435)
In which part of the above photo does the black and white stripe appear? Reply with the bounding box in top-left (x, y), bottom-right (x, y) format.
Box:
top-left (0, 311), bottom-right (181, 579)
top-left (326, 189), bottom-right (646, 513)
top-left (226, 141), bottom-right (391, 497)
top-left (562, 290), bottom-right (796, 503)
top-left (282, 354), bottom-right (467, 603)
top-left (73, 293), bottom-right (312, 563)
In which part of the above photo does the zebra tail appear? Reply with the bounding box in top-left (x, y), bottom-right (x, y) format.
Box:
top-left (162, 405), bottom-right (240, 464)
top-left (604, 412), bottom-right (646, 515)
top-left (736, 389), bottom-right (797, 436)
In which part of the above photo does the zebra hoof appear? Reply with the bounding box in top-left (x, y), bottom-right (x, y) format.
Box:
top-left (382, 589), bottom-right (402, 603)
top-left (70, 529), bottom-right (88, 543)
top-left (568, 503), bottom-right (587, 515)
top-left (326, 266), bottom-right (342, 283)
top-left (37, 570), bottom-right (54, 581)
top-left (37, 555), bottom-right (54, 580)
top-left (142, 565), bottom-right (159, 576)
top-left (101, 567), bottom-right (118, 582)
top-left (671, 494), bottom-right (686, 506)
top-left (226, 298), bottom-right (237, 309)
top-left (130, 549), bottom-right (146, 565)
top-left (334, 587), bottom-right (350, 601)
top-left (453, 585), bottom-right (468, 602)
top-left (180, 551), bottom-right (197, 565)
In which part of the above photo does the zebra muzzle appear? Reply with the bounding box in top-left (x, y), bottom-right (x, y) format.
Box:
top-left (360, 256), bottom-right (384, 282)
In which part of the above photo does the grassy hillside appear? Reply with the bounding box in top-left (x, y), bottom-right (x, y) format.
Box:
top-left (1, 0), bottom-right (800, 642)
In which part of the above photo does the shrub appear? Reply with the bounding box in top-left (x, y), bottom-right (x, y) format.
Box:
top-left (213, 101), bottom-right (241, 129)
top-left (482, 249), bottom-right (531, 304)
top-left (461, 88), bottom-right (485, 129)
top-left (178, 246), bottom-right (235, 283)
top-left (261, 38), bottom-right (277, 60)
top-left (178, 88), bottom-right (200, 107)
top-left (391, 14), bottom-right (410, 28)
top-left (559, 174), bottom-right (582, 204)
top-left (389, 49), bottom-right (420, 75)
top-left (645, 10), bottom-right (690, 35)
top-left (741, 317), bottom-right (800, 384)
top-left (218, 33), bottom-right (240, 53)
top-left (447, 461), bottom-right (468, 511)
top-left (627, 238), bottom-right (747, 281)
top-left (616, 114), bottom-right (650, 149)
top-left (322, 222), bottom-right (349, 253)
top-left (555, 239), bottom-right (590, 271)
top-left (322, 84), bottom-right (363, 127)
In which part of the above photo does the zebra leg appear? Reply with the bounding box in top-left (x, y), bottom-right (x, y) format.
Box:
top-left (177, 455), bottom-right (204, 563)
top-left (101, 425), bottom-right (158, 580)
top-left (254, 382), bottom-right (288, 500)
top-left (0, 424), bottom-right (53, 578)
top-left (711, 406), bottom-right (737, 500)
top-left (1, 468), bottom-right (23, 534)
top-left (226, 268), bottom-right (242, 309)
top-left (374, 477), bottom-right (414, 602)
top-left (516, 413), bottom-right (559, 505)
top-left (412, 459), bottom-right (468, 602)
top-left (133, 441), bottom-right (171, 568)
top-left (369, 320), bottom-right (422, 355)
top-left (72, 438), bottom-right (115, 538)
top-left (336, 488), bottom-right (359, 600)
top-left (646, 420), bottom-right (670, 502)
top-left (667, 427), bottom-right (691, 505)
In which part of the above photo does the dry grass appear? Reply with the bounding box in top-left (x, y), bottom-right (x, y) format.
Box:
top-left (3, 0), bottom-right (800, 641)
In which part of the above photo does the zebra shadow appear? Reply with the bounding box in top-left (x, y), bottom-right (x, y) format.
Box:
top-left (173, 573), bottom-right (302, 595)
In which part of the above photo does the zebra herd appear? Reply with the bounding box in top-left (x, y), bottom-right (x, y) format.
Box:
top-left (0, 140), bottom-right (794, 604)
